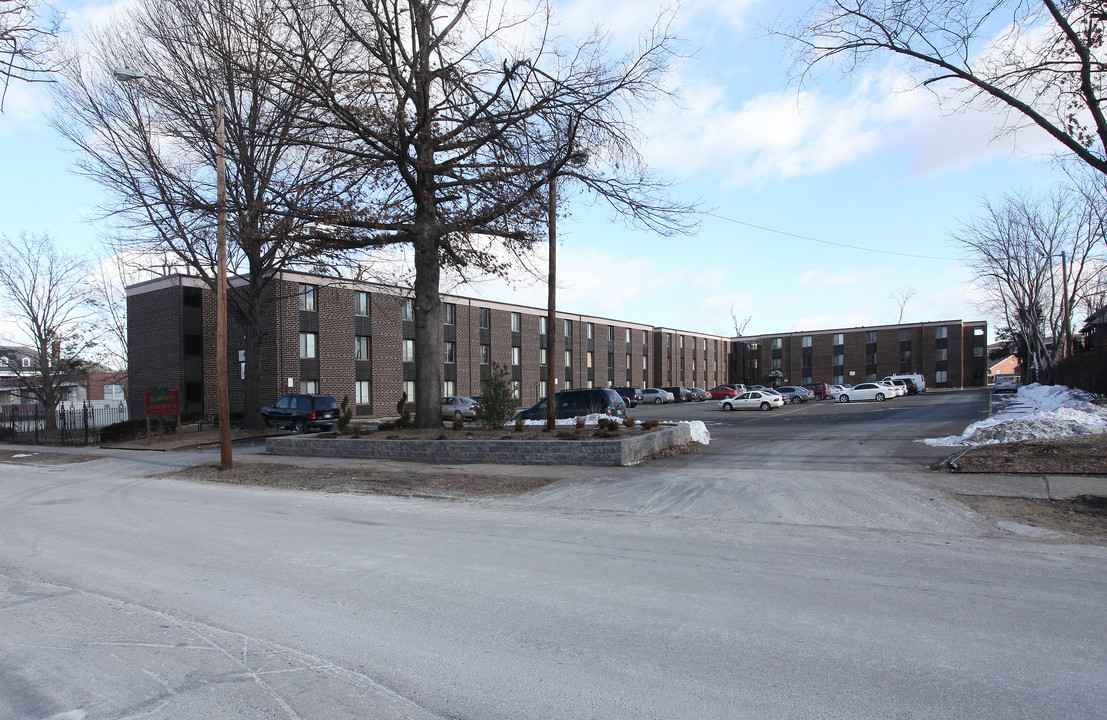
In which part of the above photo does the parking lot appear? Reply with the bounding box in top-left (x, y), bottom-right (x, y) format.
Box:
top-left (620, 388), bottom-right (993, 471)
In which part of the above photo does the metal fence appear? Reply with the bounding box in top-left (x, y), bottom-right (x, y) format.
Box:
top-left (3, 403), bottom-right (130, 446)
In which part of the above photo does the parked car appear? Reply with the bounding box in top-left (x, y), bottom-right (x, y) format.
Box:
top-left (640, 388), bottom-right (675, 404)
top-left (776, 386), bottom-right (814, 404)
top-left (883, 373), bottom-right (927, 393)
top-left (888, 379), bottom-right (915, 396)
top-left (441, 396), bottom-right (479, 421)
top-left (708, 386), bottom-right (740, 399)
top-left (803, 382), bottom-right (833, 400)
top-left (877, 381), bottom-right (905, 397)
top-left (718, 390), bottom-right (785, 411)
top-left (835, 383), bottom-right (892, 402)
top-left (662, 386), bottom-right (693, 403)
top-left (515, 388), bottom-right (627, 420)
top-left (828, 384), bottom-right (849, 399)
top-left (993, 376), bottom-right (1020, 393)
top-left (614, 386), bottom-right (643, 408)
top-left (689, 388), bottom-right (710, 401)
top-left (261, 393), bottom-right (341, 432)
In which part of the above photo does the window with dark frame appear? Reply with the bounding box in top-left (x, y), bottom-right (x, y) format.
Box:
top-left (298, 284), bottom-right (316, 312)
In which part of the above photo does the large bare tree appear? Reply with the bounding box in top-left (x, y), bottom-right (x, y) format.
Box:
top-left (956, 187), bottom-right (1103, 382)
top-left (0, 232), bottom-right (95, 428)
top-left (271, 0), bottom-right (696, 427)
top-left (52, 0), bottom-right (373, 428)
top-left (0, 0), bottom-right (60, 110)
top-left (782, 0), bottom-right (1107, 174)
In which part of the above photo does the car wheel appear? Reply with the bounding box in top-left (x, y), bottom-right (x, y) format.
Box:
top-left (790, 396), bottom-right (800, 404)
top-left (722, 402), bottom-right (733, 411)
top-left (292, 418), bottom-right (306, 433)
top-left (453, 410), bottom-right (463, 420)
top-left (759, 402), bottom-right (770, 411)
top-left (838, 395), bottom-right (849, 403)
top-left (654, 398), bottom-right (662, 405)
top-left (876, 393), bottom-right (885, 401)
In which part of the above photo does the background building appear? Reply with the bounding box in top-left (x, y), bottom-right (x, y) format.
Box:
top-left (730, 320), bottom-right (988, 390)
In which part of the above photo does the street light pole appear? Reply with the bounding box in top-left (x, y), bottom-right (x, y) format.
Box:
top-left (545, 149), bottom-right (587, 431)
top-left (546, 172), bottom-right (558, 431)
top-left (113, 68), bottom-right (232, 469)
top-left (215, 102), bottom-right (232, 470)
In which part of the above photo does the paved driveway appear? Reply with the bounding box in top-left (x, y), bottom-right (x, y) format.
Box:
top-left (2, 389), bottom-right (1105, 720)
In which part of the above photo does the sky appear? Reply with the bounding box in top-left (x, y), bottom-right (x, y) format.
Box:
top-left (0, 0), bottom-right (1070, 345)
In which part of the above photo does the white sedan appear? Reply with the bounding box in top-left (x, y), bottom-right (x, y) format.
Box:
top-left (836, 383), bottom-right (893, 402)
top-left (877, 381), bottom-right (905, 397)
top-left (719, 391), bottom-right (785, 411)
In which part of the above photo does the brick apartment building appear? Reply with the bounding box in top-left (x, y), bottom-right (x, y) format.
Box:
top-left (729, 320), bottom-right (989, 389)
top-left (126, 271), bottom-right (734, 419)
top-left (127, 272), bottom-right (987, 420)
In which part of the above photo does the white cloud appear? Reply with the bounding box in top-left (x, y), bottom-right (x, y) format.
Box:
top-left (640, 59), bottom-right (1061, 186)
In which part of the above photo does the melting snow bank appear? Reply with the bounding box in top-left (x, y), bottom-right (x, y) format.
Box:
top-left (921, 383), bottom-right (1107, 447)
top-left (683, 421), bottom-right (710, 445)
top-left (515, 415), bottom-right (709, 444)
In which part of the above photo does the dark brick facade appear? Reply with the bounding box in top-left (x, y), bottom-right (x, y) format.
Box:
top-left (126, 272), bottom-right (985, 419)
top-left (732, 320), bottom-right (987, 389)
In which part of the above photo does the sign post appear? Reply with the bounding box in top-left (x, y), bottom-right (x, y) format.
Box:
top-left (144, 388), bottom-right (181, 445)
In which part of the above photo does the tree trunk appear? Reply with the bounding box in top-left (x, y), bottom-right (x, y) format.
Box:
top-left (412, 230), bottom-right (442, 429)
top-left (241, 309), bottom-right (267, 431)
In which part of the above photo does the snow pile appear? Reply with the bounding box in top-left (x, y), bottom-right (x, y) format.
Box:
top-left (514, 415), bottom-right (710, 444)
top-left (684, 421), bottom-right (710, 445)
top-left (922, 384), bottom-right (1107, 446)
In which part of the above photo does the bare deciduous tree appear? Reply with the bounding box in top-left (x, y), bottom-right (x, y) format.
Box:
top-left (782, 0), bottom-right (1107, 175)
top-left (0, 0), bottom-right (61, 110)
top-left (956, 187), bottom-right (1103, 382)
top-left (52, 0), bottom-right (373, 428)
top-left (0, 232), bottom-right (94, 428)
top-left (271, 0), bottom-right (697, 427)
top-left (890, 287), bottom-right (917, 324)
top-left (729, 305), bottom-right (752, 336)
top-left (83, 241), bottom-right (170, 372)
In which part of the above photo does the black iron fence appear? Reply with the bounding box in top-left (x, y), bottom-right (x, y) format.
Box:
top-left (3, 403), bottom-right (130, 446)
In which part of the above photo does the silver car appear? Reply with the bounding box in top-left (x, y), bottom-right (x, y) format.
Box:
top-left (441, 396), bottom-right (479, 421)
top-left (775, 386), bottom-right (814, 404)
top-left (640, 388), bottom-right (675, 404)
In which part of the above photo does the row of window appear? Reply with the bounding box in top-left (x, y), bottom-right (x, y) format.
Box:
top-left (772, 327), bottom-right (953, 350)
top-left (770, 348), bottom-right (955, 370)
top-left (297, 284), bottom-right (717, 350)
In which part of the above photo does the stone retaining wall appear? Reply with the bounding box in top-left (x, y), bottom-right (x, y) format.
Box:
top-left (265, 424), bottom-right (691, 466)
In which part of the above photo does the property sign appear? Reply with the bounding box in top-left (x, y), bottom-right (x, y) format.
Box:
top-left (144, 388), bottom-right (180, 416)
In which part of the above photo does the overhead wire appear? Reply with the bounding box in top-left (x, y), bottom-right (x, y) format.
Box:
top-left (708, 210), bottom-right (960, 260)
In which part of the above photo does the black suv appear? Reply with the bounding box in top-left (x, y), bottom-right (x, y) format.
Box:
top-left (515, 388), bottom-right (627, 420)
top-left (261, 394), bottom-right (341, 432)
top-left (613, 386), bottom-right (643, 408)
top-left (662, 386), bottom-right (693, 403)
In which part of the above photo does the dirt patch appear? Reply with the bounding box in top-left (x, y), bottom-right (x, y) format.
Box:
top-left (166, 462), bottom-right (559, 499)
top-left (950, 433), bottom-right (1107, 474)
top-left (958, 494), bottom-right (1107, 544)
top-left (0, 450), bottom-right (103, 465)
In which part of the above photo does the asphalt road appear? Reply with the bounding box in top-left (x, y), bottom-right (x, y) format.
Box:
top-left (2, 389), bottom-right (1105, 720)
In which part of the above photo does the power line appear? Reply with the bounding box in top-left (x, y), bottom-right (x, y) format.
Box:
top-left (707, 212), bottom-right (959, 261)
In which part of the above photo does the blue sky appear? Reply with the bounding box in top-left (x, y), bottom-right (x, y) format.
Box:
top-left (0, 0), bottom-right (1066, 343)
